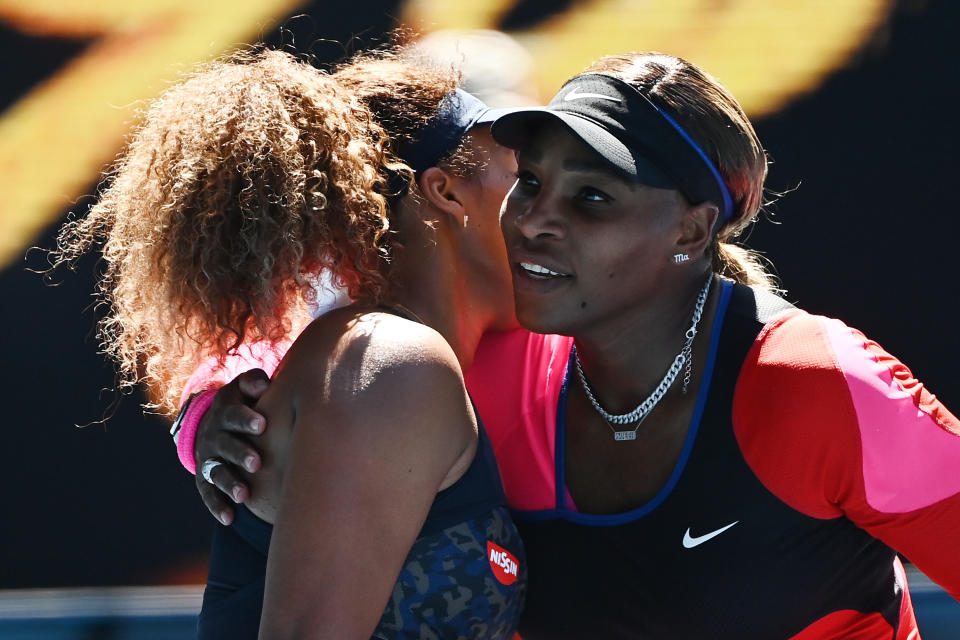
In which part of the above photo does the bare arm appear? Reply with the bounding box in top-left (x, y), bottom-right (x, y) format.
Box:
top-left (259, 315), bottom-right (475, 639)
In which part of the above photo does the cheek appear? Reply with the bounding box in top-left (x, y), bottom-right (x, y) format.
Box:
top-left (478, 171), bottom-right (517, 221)
top-left (489, 178), bottom-right (514, 216)
top-left (493, 173), bottom-right (518, 206)
top-left (481, 152), bottom-right (517, 196)
top-left (499, 189), bottom-right (522, 233)
top-left (581, 230), bottom-right (651, 278)
top-left (499, 204), bottom-right (529, 249)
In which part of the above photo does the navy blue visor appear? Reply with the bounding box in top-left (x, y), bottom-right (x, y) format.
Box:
top-left (399, 88), bottom-right (514, 176)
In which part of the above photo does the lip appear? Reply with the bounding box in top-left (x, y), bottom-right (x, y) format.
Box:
top-left (509, 249), bottom-right (571, 275)
top-left (518, 261), bottom-right (570, 278)
top-left (508, 249), bottom-right (574, 291)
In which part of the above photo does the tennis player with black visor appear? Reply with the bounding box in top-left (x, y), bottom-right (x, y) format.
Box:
top-left (182, 51), bottom-right (960, 639)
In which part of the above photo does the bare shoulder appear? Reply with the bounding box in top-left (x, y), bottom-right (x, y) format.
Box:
top-left (275, 306), bottom-right (471, 439)
top-left (285, 307), bottom-right (459, 389)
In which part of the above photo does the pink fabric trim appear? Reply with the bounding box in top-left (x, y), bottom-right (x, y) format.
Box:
top-left (176, 389), bottom-right (217, 475)
top-left (176, 341), bottom-right (290, 474)
top-left (179, 342), bottom-right (289, 404)
top-left (511, 334), bottom-right (572, 510)
top-left (823, 317), bottom-right (960, 513)
top-left (465, 330), bottom-right (572, 511)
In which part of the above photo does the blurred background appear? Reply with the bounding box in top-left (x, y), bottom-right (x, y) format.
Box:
top-left (1, 0), bottom-right (957, 637)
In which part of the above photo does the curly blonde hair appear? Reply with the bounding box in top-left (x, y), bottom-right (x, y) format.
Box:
top-left (52, 49), bottom-right (399, 414)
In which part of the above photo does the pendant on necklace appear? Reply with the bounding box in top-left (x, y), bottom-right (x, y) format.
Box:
top-left (604, 414), bottom-right (647, 442)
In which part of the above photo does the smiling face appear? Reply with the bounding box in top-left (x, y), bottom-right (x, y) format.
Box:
top-left (500, 121), bottom-right (693, 338)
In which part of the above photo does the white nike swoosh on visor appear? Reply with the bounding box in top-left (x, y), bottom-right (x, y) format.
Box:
top-left (563, 87), bottom-right (621, 103)
top-left (682, 521), bottom-right (740, 549)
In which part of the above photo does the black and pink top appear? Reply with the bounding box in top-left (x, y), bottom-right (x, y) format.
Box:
top-left (465, 280), bottom-right (960, 639)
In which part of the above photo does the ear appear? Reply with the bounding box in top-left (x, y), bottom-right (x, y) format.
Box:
top-left (417, 166), bottom-right (468, 227)
top-left (675, 202), bottom-right (719, 260)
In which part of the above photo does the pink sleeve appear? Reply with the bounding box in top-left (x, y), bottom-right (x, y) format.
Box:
top-left (176, 340), bottom-right (290, 473)
top-left (465, 329), bottom-right (573, 510)
top-left (734, 312), bottom-right (960, 599)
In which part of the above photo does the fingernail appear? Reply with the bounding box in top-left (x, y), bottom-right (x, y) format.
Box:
top-left (232, 486), bottom-right (244, 502)
top-left (220, 512), bottom-right (232, 526)
top-left (244, 455), bottom-right (258, 472)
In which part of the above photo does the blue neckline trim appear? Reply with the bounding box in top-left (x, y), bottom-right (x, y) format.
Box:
top-left (515, 279), bottom-right (734, 526)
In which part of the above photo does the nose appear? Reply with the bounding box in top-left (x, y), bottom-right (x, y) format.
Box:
top-left (505, 189), bottom-right (565, 242)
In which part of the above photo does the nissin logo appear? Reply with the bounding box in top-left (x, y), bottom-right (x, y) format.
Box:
top-left (487, 541), bottom-right (519, 585)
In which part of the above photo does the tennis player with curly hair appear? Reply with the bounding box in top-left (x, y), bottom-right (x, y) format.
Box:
top-left (53, 49), bottom-right (525, 639)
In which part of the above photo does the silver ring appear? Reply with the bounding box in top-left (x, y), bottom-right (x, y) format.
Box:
top-left (200, 458), bottom-right (224, 485)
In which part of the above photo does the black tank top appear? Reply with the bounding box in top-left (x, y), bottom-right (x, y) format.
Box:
top-left (514, 282), bottom-right (901, 639)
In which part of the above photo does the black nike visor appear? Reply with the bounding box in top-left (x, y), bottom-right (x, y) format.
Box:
top-left (491, 73), bottom-right (734, 221)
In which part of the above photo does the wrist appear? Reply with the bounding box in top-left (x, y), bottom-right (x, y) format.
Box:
top-left (173, 389), bottom-right (218, 475)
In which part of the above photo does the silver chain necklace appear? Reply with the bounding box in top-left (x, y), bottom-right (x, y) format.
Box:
top-left (573, 275), bottom-right (712, 442)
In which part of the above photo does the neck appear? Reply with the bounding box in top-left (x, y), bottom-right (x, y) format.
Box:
top-left (573, 272), bottom-right (717, 416)
top-left (386, 284), bottom-right (488, 372)
top-left (384, 218), bottom-right (494, 372)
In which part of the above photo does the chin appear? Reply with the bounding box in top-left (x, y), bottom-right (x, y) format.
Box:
top-left (515, 303), bottom-right (574, 337)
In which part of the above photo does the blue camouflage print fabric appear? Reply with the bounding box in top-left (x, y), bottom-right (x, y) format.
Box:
top-left (199, 412), bottom-right (523, 640)
top-left (373, 505), bottom-right (527, 639)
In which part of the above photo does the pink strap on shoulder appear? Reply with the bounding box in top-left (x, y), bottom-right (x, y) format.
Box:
top-left (176, 389), bottom-right (218, 475)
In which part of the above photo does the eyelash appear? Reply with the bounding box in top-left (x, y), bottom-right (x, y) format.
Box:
top-left (515, 170), bottom-right (540, 192)
top-left (578, 187), bottom-right (612, 203)
top-left (513, 170), bottom-right (614, 205)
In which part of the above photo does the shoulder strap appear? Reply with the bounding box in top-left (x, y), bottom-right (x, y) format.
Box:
top-left (726, 281), bottom-right (796, 326)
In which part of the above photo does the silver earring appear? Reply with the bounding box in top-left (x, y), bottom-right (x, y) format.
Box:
top-left (463, 215), bottom-right (469, 228)
top-left (673, 253), bottom-right (690, 264)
